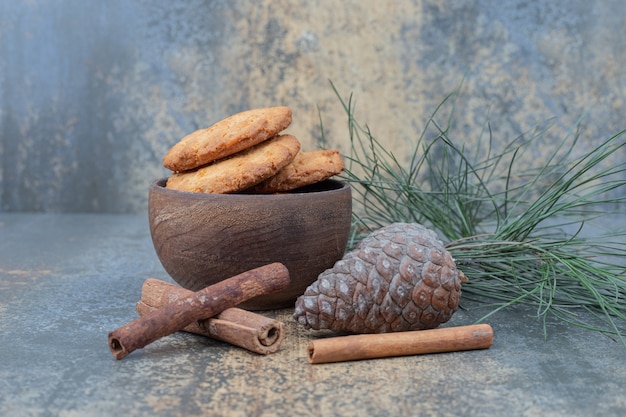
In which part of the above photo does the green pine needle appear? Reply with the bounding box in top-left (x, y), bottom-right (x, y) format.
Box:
top-left (323, 81), bottom-right (626, 345)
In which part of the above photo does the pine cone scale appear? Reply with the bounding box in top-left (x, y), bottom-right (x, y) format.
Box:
top-left (412, 283), bottom-right (433, 310)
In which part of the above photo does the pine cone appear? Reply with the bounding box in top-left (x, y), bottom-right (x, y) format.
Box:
top-left (294, 223), bottom-right (466, 333)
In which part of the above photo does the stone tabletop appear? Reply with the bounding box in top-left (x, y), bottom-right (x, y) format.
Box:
top-left (1, 214), bottom-right (624, 417)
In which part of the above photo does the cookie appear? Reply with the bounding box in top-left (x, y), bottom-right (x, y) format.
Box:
top-left (163, 106), bottom-right (293, 172)
top-left (250, 149), bottom-right (344, 193)
top-left (165, 134), bottom-right (301, 194)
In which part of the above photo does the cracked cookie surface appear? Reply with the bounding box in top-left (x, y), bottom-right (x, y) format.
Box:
top-left (163, 106), bottom-right (292, 172)
top-left (165, 134), bottom-right (301, 194)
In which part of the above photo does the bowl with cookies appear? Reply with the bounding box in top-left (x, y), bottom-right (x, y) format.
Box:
top-left (148, 106), bottom-right (352, 310)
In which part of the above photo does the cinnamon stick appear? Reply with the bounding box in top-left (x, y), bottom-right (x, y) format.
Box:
top-left (108, 262), bottom-right (290, 359)
top-left (136, 278), bottom-right (285, 354)
top-left (307, 324), bottom-right (494, 364)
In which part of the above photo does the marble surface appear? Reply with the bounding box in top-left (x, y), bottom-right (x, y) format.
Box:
top-left (1, 214), bottom-right (625, 417)
top-left (1, 0), bottom-right (625, 213)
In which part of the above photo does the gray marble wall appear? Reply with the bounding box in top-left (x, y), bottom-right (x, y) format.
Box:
top-left (1, 0), bottom-right (624, 213)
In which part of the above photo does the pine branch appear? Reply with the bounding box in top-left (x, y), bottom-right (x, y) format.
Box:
top-left (328, 80), bottom-right (626, 344)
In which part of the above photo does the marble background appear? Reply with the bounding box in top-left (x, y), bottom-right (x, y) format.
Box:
top-left (1, 0), bottom-right (624, 213)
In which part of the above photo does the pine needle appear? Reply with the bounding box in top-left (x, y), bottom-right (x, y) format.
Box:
top-left (325, 81), bottom-right (626, 344)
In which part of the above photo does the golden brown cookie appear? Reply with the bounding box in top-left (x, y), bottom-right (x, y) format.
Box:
top-left (251, 149), bottom-right (344, 193)
top-left (165, 134), bottom-right (301, 194)
top-left (163, 106), bottom-right (292, 172)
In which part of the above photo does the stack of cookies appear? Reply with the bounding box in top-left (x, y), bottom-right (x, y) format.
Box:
top-left (163, 106), bottom-right (345, 194)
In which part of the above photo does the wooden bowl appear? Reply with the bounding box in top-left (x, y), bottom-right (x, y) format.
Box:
top-left (148, 178), bottom-right (352, 310)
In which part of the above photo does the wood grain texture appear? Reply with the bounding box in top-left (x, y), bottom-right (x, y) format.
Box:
top-left (148, 178), bottom-right (352, 309)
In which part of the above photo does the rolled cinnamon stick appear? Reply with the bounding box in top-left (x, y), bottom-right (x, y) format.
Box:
top-left (136, 278), bottom-right (285, 354)
top-left (108, 262), bottom-right (290, 359)
top-left (307, 324), bottom-right (494, 364)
